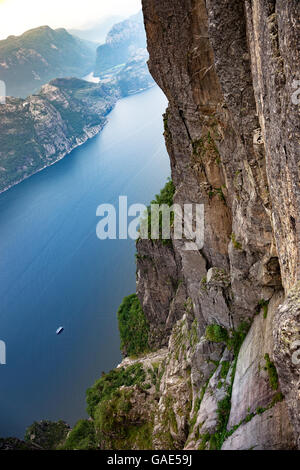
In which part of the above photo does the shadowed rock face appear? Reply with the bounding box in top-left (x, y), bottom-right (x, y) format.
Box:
top-left (127, 0), bottom-right (299, 450)
top-left (136, 239), bottom-right (188, 350)
top-left (244, 0), bottom-right (300, 293)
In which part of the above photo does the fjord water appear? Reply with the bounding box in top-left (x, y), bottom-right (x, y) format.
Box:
top-left (0, 86), bottom-right (170, 438)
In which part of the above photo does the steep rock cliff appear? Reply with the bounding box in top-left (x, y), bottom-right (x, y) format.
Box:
top-left (131, 0), bottom-right (299, 450)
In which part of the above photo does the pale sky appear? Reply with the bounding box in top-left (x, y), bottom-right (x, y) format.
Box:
top-left (0, 0), bottom-right (142, 39)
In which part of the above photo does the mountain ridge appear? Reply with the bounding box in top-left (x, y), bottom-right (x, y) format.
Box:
top-left (94, 11), bottom-right (147, 76)
top-left (0, 25), bottom-right (97, 98)
top-left (0, 67), bottom-right (154, 194)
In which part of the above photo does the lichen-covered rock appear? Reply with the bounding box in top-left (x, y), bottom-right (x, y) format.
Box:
top-left (91, 350), bottom-right (168, 450)
top-left (152, 315), bottom-right (195, 449)
top-left (136, 239), bottom-right (188, 349)
top-left (228, 291), bottom-right (285, 429)
top-left (222, 402), bottom-right (296, 450)
top-left (186, 348), bottom-right (234, 450)
top-left (274, 282), bottom-right (300, 448)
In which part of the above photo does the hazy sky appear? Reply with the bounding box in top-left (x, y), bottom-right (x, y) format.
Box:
top-left (0, 0), bottom-right (142, 39)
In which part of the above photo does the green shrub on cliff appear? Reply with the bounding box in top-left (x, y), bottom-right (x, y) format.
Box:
top-left (86, 363), bottom-right (146, 418)
top-left (60, 419), bottom-right (97, 450)
top-left (227, 321), bottom-right (251, 356)
top-left (205, 324), bottom-right (228, 343)
top-left (94, 388), bottom-right (154, 450)
top-left (117, 294), bottom-right (150, 357)
top-left (264, 353), bottom-right (279, 390)
top-left (24, 420), bottom-right (69, 450)
top-left (94, 389), bottom-right (133, 438)
top-left (139, 178), bottom-right (176, 245)
top-left (205, 321), bottom-right (251, 357)
top-left (152, 178), bottom-right (175, 207)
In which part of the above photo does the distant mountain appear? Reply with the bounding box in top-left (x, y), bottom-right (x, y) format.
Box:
top-left (0, 26), bottom-right (97, 98)
top-left (94, 11), bottom-right (147, 76)
top-left (0, 12), bottom-right (155, 193)
top-left (113, 49), bottom-right (155, 96)
top-left (69, 15), bottom-right (125, 45)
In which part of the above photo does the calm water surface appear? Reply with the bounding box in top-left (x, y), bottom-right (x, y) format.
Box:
top-left (0, 86), bottom-right (170, 437)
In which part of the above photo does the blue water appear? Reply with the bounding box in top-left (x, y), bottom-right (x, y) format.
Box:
top-left (0, 85), bottom-right (170, 438)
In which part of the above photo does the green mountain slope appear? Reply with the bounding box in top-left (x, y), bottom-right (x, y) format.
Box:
top-left (0, 78), bottom-right (119, 192)
top-left (0, 56), bottom-right (155, 194)
top-left (0, 26), bottom-right (97, 98)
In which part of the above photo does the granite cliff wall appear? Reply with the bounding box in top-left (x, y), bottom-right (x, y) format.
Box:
top-left (131, 0), bottom-right (299, 450)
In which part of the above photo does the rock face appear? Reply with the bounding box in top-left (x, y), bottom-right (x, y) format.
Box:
top-left (136, 239), bottom-right (187, 349)
top-left (0, 26), bottom-right (96, 98)
top-left (227, 292), bottom-right (284, 428)
top-left (273, 282), bottom-right (300, 449)
top-left (120, 0), bottom-right (299, 450)
top-left (222, 402), bottom-right (296, 450)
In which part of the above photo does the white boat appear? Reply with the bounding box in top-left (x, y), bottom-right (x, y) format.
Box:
top-left (56, 327), bottom-right (64, 335)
